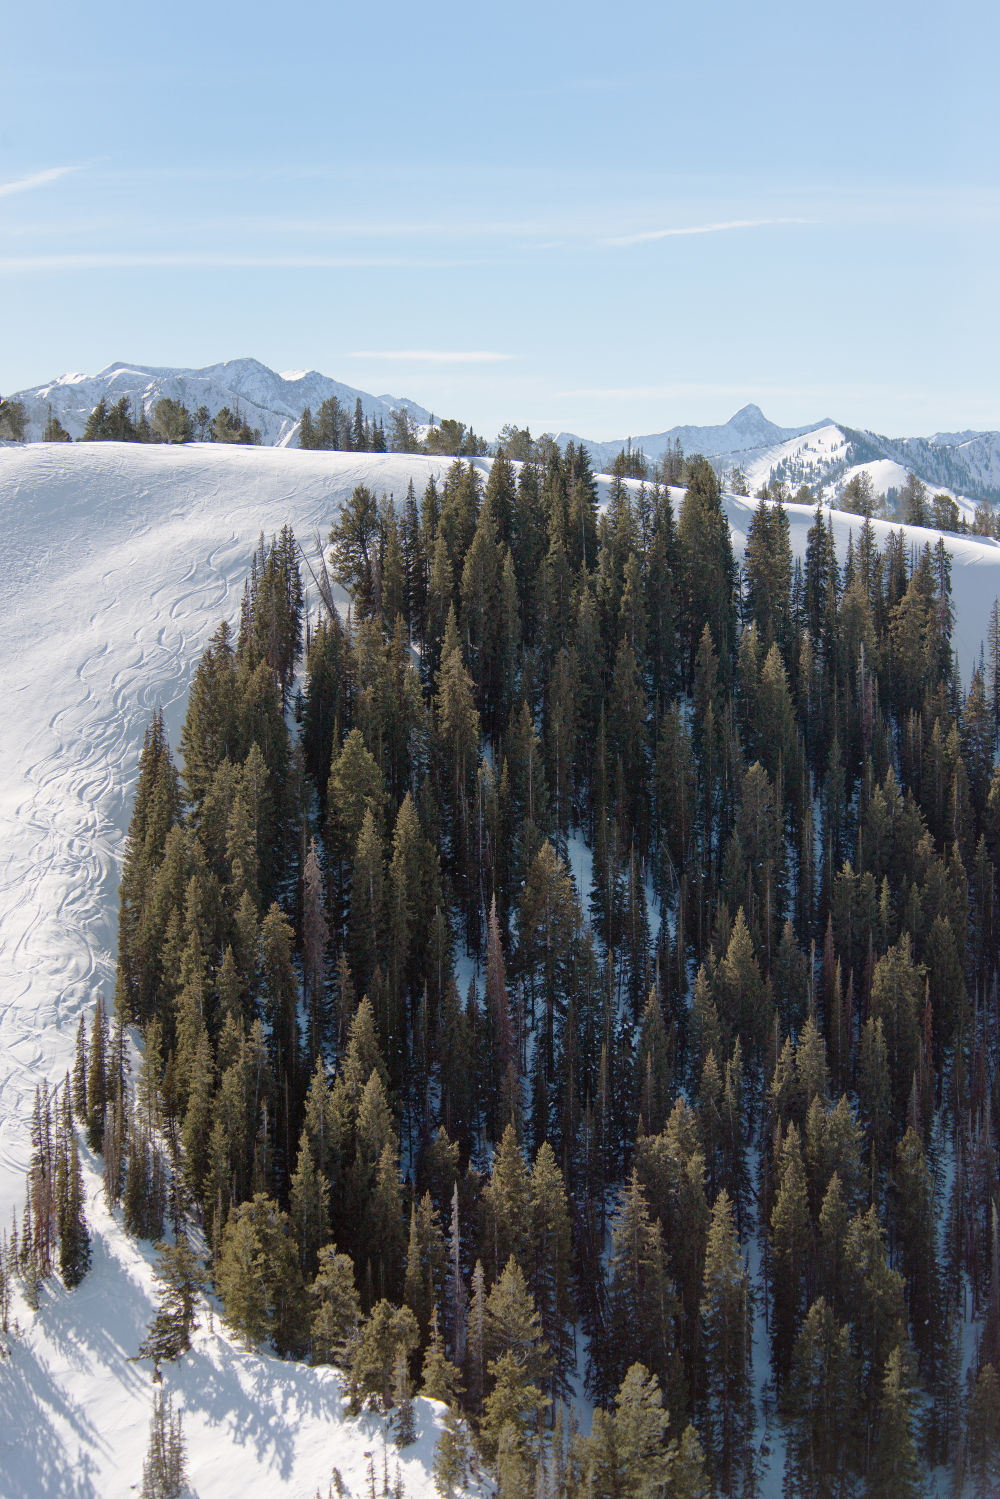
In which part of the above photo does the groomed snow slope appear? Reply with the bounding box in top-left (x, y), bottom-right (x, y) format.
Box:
top-left (0, 442), bottom-right (999, 1495)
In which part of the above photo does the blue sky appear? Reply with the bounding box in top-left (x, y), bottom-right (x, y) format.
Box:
top-left (2, 0), bottom-right (997, 439)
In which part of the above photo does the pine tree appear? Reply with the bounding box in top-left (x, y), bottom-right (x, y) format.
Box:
top-left (289, 1135), bottom-right (330, 1277)
top-left (668, 1424), bottom-right (711, 1499)
top-left (216, 1193), bottom-right (305, 1355)
top-left (769, 1123), bottom-right (811, 1388)
top-left (310, 1243), bottom-right (361, 1365)
top-left (57, 1130), bottom-right (90, 1288)
top-left (782, 1297), bottom-right (859, 1498)
top-left (393, 1345), bottom-right (416, 1445)
top-left (72, 1014), bottom-right (88, 1122)
top-left (433, 1408), bottom-right (472, 1497)
top-left (420, 1306), bottom-right (464, 1406)
top-left (352, 1299), bottom-right (419, 1411)
top-left (599, 1173), bottom-right (681, 1412)
top-left (140, 1389), bottom-right (187, 1499)
top-left (589, 1362), bottom-right (672, 1499)
top-left (402, 1191), bottom-right (446, 1342)
top-left (968, 1362), bottom-right (1000, 1497)
top-left (86, 994), bottom-right (109, 1150)
top-left (867, 1346), bottom-right (924, 1499)
top-left (302, 838), bottom-right (329, 1061)
top-left (465, 1258), bottom-right (488, 1412)
top-left (889, 1127), bottom-right (941, 1376)
top-left (349, 810), bottom-right (386, 999)
top-left (139, 1233), bottom-right (207, 1363)
top-left (700, 1189), bottom-right (752, 1497)
top-left (677, 459), bottom-right (736, 681)
top-left (527, 1141), bottom-right (574, 1397)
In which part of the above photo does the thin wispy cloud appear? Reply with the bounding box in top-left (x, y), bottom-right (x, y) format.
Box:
top-left (348, 350), bottom-right (514, 364)
top-left (607, 216), bottom-right (813, 247)
top-left (0, 166), bottom-right (78, 200)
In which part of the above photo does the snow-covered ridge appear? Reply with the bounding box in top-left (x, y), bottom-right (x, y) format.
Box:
top-left (555, 402), bottom-right (831, 470)
top-left (8, 356), bottom-right (434, 446)
top-left (558, 403), bottom-right (1000, 507)
top-left (0, 441), bottom-right (998, 1494)
top-left (9, 358), bottom-right (1000, 504)
top-left (0, 443), bottom-right (491, 1498)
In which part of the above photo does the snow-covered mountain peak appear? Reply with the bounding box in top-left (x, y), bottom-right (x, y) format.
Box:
top-left (727, 402), bottom-right (773, 437)
top-left (8, 358), bottom-right (435, 445)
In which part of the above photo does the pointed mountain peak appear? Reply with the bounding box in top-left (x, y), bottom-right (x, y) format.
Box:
top-left (727, 403), bottom-right (775, 437)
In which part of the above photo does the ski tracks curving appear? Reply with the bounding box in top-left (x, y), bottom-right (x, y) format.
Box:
top-left (0, 442), bottom-right (458, 1225)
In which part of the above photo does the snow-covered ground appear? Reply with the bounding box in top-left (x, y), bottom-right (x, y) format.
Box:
top-left (0, 441), bottom-right (488, 1498)
top-left (0, 441), bottom-right (998, 1494)
top-left (1, 1153), bottom-right (469, 1499)
top-left (724, 489), bottom-right (1000, 681)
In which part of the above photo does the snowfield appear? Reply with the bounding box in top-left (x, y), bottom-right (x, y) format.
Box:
top-left (0, 440), bottom-right (998, 1495)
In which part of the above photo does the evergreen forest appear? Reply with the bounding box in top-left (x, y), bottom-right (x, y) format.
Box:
top-left (15, 446), bottom-right (1000, 1498)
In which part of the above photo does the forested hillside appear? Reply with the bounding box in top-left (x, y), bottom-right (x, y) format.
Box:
top-left (30, 446), bottom-right (1000, 1495)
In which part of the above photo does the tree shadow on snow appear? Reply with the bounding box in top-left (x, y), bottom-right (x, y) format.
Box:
top-left (0, 1340), bottom-right (104, 1499)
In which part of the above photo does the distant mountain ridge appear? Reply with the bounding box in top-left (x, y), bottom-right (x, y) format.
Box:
top-left (8, 357), bottom-right (433, 446)
top-left (554, 403), bottom-right (832, 467)
top-left (559, 402), bottom-right (1000, 505)
top-left (8, 360), bottom-right (1000, 503)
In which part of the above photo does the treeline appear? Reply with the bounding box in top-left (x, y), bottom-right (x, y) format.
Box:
top-left (64, 447), bottom-right (1000, 1495)
top-left (80, 395), bottom-right (260, 445)
top-left (298, 395), bottom-right (490, 459)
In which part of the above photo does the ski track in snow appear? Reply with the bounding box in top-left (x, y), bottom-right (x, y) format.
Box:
top-left (1, 441), bottom-right (999, 1494)
top-left (0, 441), bottom-right (498, 1499)
top-left (0, 442), bottom-right (487, 1231)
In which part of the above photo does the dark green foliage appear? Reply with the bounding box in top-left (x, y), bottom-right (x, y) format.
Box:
top-left (782, 1297), bottom-right (860, 1497)
top-left (217, 1194), bottom-right (306, 1354)
top-left (0, 397), bottom-right (27, 439)
top-left (700, 1189), bottom-right (752, 1496)
top-left (310, 1243), bottom-right (361, 1365)
top-left (115, 711), bottom-right (181, 1024)
top-left (351, 1299), bottom-right (419, 1410)
top-left (584, 1363), bottom-right (671, 1499)
top-left (98, 438), bottom-right (1000, 1498)
top-left (43, 409), bottom-right (71, 442)
top-left (867, 1346), bottom-right (924, 1499)
top-left (56, 1130), bottom-right (90, 1288)
top-left (139, 1234), bottom-right (207, 1363)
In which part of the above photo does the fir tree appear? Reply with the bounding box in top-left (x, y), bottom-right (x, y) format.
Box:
top-left (56, 1129), bottom-right (90, 1288)
top-left (867, 1346), bottom-right (924, 1499)
top-left (433, 1408), bottom-right (472, 1497)
top-left (700, 1189), bottom-right (752, 1497)
top-left (310, 1243), bottom-right (361, 1366)
top-left (351, 1299), bottom-right (419, 1411)
top-left (140, 1389), bottom-right (187, 1499)
top-left (968, 1362), bottom-right (1000, 1497)
top-left (139, 1233), bottom-right (207, 1364)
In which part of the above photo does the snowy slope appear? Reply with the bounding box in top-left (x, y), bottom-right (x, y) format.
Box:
top-left (0, 442), bottom-right (490, 1499)
top-left (722, 489), bottom-right (1000, 678)
top-left (0, 442), bottom-right (998, 1494)
top-left (2, 1168), bottom-right (470, 1499)
top-left (8, 358), bottom-right (434, 446)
